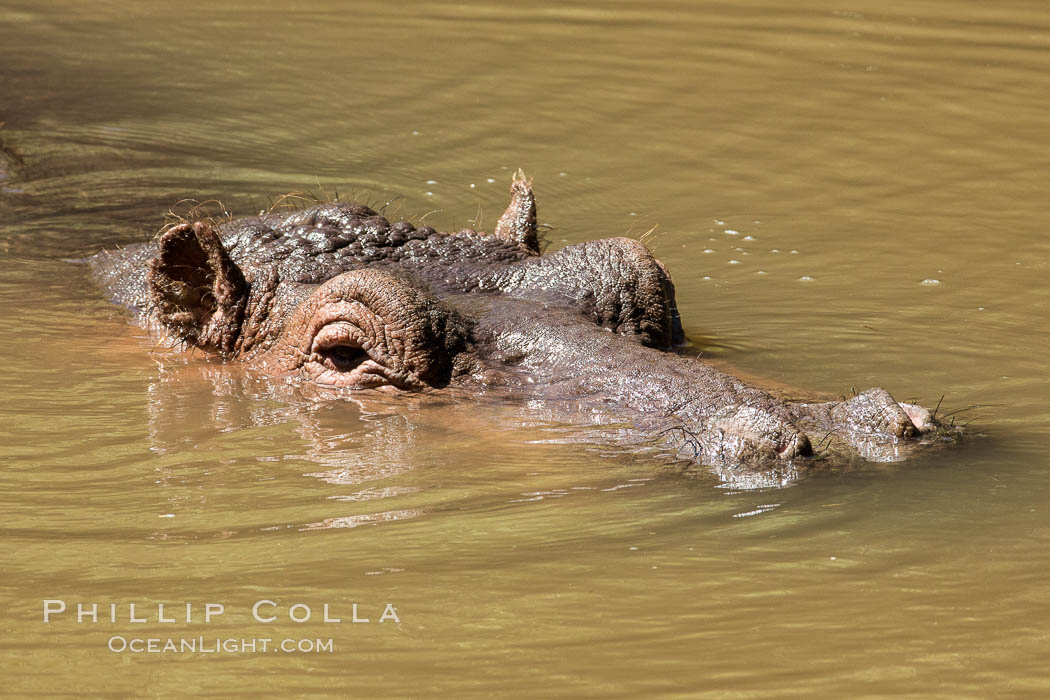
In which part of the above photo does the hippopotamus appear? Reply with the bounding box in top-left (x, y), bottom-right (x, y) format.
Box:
top-left (91, 171), bottom-right (952, 481)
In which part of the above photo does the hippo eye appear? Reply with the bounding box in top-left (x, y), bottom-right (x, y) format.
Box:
top-left (285, 269), bottom-right (468, 391)
top-left (319, 344), bottom-right (368, 372)
top-left (307, 322), bottom-right (394, 389)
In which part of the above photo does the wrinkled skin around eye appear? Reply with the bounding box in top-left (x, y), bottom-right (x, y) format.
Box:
top-left (248, 269), bottom-right (471, 391)
top-left (307, 324), bottom-right (389, 388)
top-left (301, 302), bottom-right (418, 389)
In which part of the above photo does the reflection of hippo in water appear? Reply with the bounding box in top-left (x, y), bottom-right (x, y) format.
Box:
top-left (91, 171), bottom-right (953, 482)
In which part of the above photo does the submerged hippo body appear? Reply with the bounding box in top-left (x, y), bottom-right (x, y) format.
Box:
top-left (91, 171), bottom-right (950, 483)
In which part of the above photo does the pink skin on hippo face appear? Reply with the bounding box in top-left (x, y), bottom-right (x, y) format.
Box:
top-left (91, 171), bottom-right (953, 480)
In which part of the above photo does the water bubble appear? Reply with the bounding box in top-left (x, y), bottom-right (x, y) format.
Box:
top-left (920, 279), bottom-right (941, 285)
top-left (800, 275), bottom-right (814, 281)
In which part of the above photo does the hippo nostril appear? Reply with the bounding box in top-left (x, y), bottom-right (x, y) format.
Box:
top-left (778, 431), bottom-right (813, 459)
top-left (900, 402), bottom-right (936, 433)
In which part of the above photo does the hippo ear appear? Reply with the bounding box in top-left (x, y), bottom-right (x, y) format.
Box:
top-left (147, 222), bottom-right (248, 355)
top-left (494, 168), bottom-right (539, 253)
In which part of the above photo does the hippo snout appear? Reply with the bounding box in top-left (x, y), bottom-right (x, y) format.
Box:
top-left (670, 404), bottom-right (813, 467)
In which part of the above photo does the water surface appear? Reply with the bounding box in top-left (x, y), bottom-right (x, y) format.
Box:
top-left (1, 0), bottom-right (1048, 696)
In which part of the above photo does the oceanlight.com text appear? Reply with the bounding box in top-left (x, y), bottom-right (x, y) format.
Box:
top-left (107, 636), bottom-right (335, 654)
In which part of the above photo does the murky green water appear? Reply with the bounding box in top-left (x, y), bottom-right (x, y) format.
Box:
top-left (2, 0), bottom-right (1048, 696)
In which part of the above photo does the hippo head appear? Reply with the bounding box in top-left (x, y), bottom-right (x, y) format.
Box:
top-left (93, 171), bottom-right (953, 483)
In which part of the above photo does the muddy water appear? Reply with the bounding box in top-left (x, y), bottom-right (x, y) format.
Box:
top-left (2, 0), bottom-right (1048, 696)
